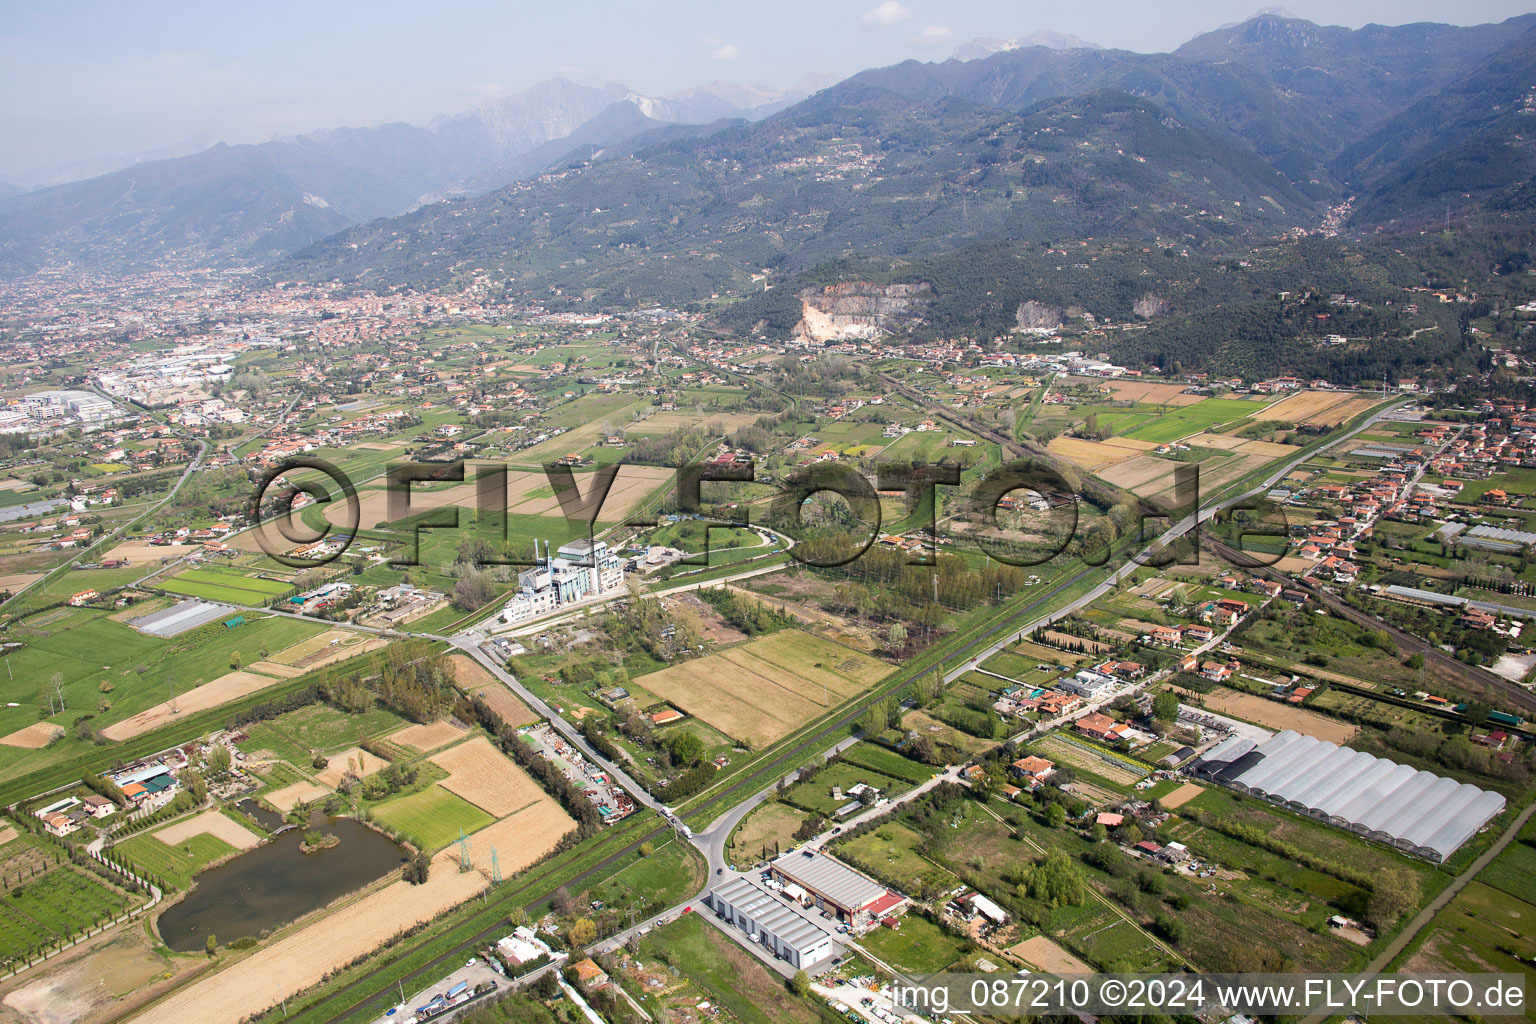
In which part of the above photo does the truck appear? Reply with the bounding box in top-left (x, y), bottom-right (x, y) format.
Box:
top-left (446, 981), bottom-right (469, 1001)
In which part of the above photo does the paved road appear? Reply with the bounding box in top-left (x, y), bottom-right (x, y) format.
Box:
top-left (448, 636), bottom-right (664, 816)
top-left (942, 397), bottom-right (1411, 685)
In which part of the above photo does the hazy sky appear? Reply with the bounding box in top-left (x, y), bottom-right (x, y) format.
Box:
top-left (3, 0), bottom-right (1532, 182)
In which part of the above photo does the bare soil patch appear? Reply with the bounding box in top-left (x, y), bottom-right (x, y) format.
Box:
top-left (1159, 782), bottom-right (1206, 809)
top-left (0, 571), bottom-right (43, 592)
top-left (153, 810), bottom-right (260, 851)
top-left (0, 722), bottom-right (64, 749)
top-left (1200, 687), bottom-right (1357, 743)
top-left (100, 671), bottom-right (286, 741)
top-left (1, 928), bottom-right (181, 1024)
top-left (464, 684), bottom-right (538, 728)
top-left (385, 720), bottom-right (467, 753)
top-left (101, 541), bottom-right (180, 567)
top-left (428, 735), bottom-right (545, 817)
top-left (313, 747), bottom-right (388, 788)
top-left (262, 780), bottom-right (329, 812)
top-left (1007, 935), bottom-right (1091, 973)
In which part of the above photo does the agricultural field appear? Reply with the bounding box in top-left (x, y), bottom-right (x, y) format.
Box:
top-left (385, 719), bottom-right (468, 753)
top-left (0, 865), bottom-right (141, 967)
top-left (369, 784), bottom-right (494, 852)
top-left (428, 735), bottom-right (546, 817)
top-left (118, 831), bottom-right (238, 889)
top-left (450, 798), bottom-right (576, 881)
top-left (1034, 734), bottom-right (1147, 788)
top-left (158, 566), bottom-right (295, 604)
top-left (0, 611), bottom-right (326, 782)
top-left (1121, 398), bottom-right (1269, 443)
top-left (729, 802), bottom-right (809, 868)
top-left (1263, 390), bottom-right (1385, 427)
top-left (1191, 686), bottom-right (1358, 743)
top-left (630, 630), bottom-right (888, 748)
top-left (101, 669), bottom-right (291, 741)
top-left (238, 704), bottom-right (411, 764)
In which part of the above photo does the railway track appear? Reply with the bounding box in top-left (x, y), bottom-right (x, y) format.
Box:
top-left (1205, 535), bottom-right (1536, 717)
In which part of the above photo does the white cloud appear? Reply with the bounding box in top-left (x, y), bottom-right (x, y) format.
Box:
top-left (917, 24), bottom-right (952, 45)
top-left (710, 42), bottom-right (739, 61)
top-left (862, 1), bottom-right (912, 28)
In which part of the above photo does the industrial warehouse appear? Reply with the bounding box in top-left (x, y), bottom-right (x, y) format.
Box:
top-left (768, 849), bottom-right (904, 925)
top-left (1191, 730), bottom-right (1507, 862)
top-left (705, 876), bottom-right (840, 969)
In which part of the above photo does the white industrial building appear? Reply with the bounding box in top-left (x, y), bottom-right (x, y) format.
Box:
top-left (706, 876), bottom-right (839, 969)
top-left (1191, 729), bottom-right (1506, 862)
top-left (1059, 669), bottom-right (1117, 699)
top-left (500, 538), bottom-right (624, 625)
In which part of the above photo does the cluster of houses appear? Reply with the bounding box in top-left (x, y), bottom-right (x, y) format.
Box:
top-left (35, 751), bottom-right (187, 836)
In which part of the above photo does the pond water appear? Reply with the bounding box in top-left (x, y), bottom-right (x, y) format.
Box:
top-left (155, 817), bottom-right (404, 952)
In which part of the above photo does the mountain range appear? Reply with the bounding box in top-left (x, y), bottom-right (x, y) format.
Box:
top-left (0, 77), bottom-right (808, 276)
top-left (2, 12), bottom-right (1534, 284)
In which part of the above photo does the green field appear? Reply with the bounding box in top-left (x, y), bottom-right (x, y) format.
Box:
top-left (0, 865), bottom-right (139, 965)
top-left (161, 567), bottom-right (295, 604)
top-left (782, 760), bottom-right (911, 816)
top-left (858, 912), bottom-right (970, 972)
top-left (0, 611), bottom-right (323, 784)
top-left (239, 704), bottom-right (412, 764)
top-left (369, 785), bottom-right (493, 851)
top-left (837, 821), bottom-right (944, 892)
top-left (629, 914), bottom-right (826, 1024)
top-left (1122, 398), bottom-right (1267, 444)
top-left (838, 742), bottom-right (936, 785)
top-left (118, 831), bottom-right (238, 889)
